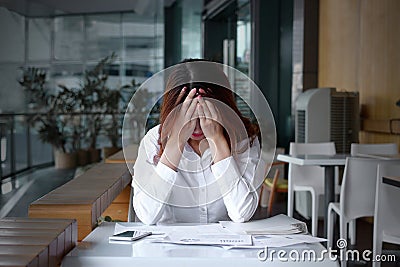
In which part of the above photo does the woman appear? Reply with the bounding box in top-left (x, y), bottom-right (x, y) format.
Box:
top-left (132, 60), bottom-right (263, 225)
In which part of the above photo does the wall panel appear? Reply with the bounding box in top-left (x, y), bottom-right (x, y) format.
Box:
top-left (319, 0), bottom-right (400, 146)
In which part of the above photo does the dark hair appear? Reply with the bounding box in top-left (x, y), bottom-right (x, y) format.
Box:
top-left (157, 59), bottom-right (259, 158)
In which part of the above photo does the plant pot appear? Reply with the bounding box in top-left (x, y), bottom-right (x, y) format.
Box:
top-left (88, 148), bottom-right (101, 163)
top-left (77, 149), bottom-right (89, 166)
top-left (54, 150), bottom-right (77, 169)
top-left (102, 146), bottom-right (121, 159)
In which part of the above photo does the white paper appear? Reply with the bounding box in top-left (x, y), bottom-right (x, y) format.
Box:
top-left (157, 233), bottom-right (253, 246)
top-left (114, 223), bottom-right (227, 235)
top-left (219, 214), bottom-right (308, 235)
top-left (223, 234), bottom-right (327, 249)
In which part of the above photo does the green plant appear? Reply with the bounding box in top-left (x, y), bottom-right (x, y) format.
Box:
top-left (102, 80), bottom-right (138, 148)
top-left (19, 68), bottom-right (69, 152)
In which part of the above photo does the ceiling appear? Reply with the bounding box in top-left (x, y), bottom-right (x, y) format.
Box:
top-left (0, 0), bottom-right (176, 17)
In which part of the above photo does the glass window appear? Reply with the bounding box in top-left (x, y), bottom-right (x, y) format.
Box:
top-left (0, 7), bottom-right (25, 63)
top-left (54, 16), bottom-right (84, 60)
top-left (49, 63), bottom-right (83, 94)
top-left (28, 18), bottom-right (52, 62)
top-left (0, 64), bottom-right (25, 112)
top-left (86, 14), bottom-right (122, 61)
top-left (181, 0), bottom-right (202, 60)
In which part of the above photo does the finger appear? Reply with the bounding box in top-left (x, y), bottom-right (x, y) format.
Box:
top-left (174, 87), bottom-right (187, 106)
top-left (185, 96), bottom-right (199, 118)
top-left (197, 102), bottom-right (205, 118)
top-left (198, 95), bottom-right (211, 118)
top-left (181, 88), bottom-right (197, 110)
top-left (205, 99), bottom-right (219, 120)
top-left (197, 103), bottom-right (206, 125)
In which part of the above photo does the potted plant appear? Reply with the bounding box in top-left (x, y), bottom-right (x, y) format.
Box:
top-left (19, 68), bottom-right (78, 169)
top-left (101, 80), bottom-right (137, 158)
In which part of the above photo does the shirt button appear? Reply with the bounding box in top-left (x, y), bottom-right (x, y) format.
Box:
top-left (201, 207), bottom-right (206, 212)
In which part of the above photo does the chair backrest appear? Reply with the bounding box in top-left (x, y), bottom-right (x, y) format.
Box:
top-left (351, 143), bottom-right (398, 155)
top-left (288, 142), bottom-right (336, 187)
top-left (374, 163), bottom-right (400, 234)
top-left (340, 157), bottom-right (400, 221)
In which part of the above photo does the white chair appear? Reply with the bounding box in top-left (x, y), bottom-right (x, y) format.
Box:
top-left (287, 142), bottom-right (336, 237)
top-left (372, 163), bottom-right (400, 267)
top-left (327, 157), bottom-right (400, 267)
top-left (351, 143), bottom-right (398, 156)
top-left (348, 142), bottom-right (398, 244)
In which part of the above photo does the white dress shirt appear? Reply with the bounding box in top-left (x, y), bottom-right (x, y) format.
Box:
top-left (132, 124), bottom-right (263, 225)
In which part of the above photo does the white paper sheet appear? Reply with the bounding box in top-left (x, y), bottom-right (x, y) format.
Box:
top-left (223, 234), bottom-right (327, 249)
top-left (114, 223), bottom-right (227, 236)
top-left (219, 214), bottom-right (308, 235)
top-left (156, 233), bottom-right (253, 246)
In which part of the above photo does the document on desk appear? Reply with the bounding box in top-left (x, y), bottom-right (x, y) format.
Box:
top-left (114, 223), bottom-right (226, 236)
top-left (157, 233), bottom-right (253, 246)
top-left (223, 234), bottom-right (327, 249)
top-left (219, 214), bottom-right (308, 235)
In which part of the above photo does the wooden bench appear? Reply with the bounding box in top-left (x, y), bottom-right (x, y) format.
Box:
top-left (102, 144), bottom-right (138, 221)
top-left (29, 162), bottom-right (131, 241)
top-left (0, 217), bottom-right (77, 267)
top-left (104, 144), bottom-right (138, 164)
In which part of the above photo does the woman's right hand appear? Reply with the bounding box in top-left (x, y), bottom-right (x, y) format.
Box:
top-left (160, 87), bottom-right (198, 171)
top-left (168, 87), bottom-right (198, 146)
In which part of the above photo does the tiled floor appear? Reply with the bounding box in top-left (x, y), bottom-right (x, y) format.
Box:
top-left (1, 168), bottom-right (399, 266)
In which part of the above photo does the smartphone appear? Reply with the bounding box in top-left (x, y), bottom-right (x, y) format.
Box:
top-left (109, 230), bottom-right (152, 241)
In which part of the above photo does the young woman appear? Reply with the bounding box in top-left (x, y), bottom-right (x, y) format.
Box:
top-left (132, 60), bottom-right (263, 225)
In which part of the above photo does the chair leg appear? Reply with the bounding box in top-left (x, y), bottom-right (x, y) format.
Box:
top-left (260, 185), bottom-right (269, 208)
top-left (372, 221), bottom-right (382, 267)
top-left (349, 219), bottom-right (356, 245)
top-left (287, 186), bottom-right (294, 217)
top-left (327, 204), bottom-right (335, 248)
top-left (339, 217), bottom-right (348, 267)
top-left (311, 191), bottom-right (319, 237)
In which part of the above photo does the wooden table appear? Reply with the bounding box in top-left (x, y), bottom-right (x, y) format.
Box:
top-left (29, 162), bottom-right (130, 241)
top-left (0, 217), bottom-right (76, 267)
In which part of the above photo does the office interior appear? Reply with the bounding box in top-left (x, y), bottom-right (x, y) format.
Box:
top-left (0, 0), bottom-right (399, 266)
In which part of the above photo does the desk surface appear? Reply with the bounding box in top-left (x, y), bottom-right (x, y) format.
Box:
top-left (62, 216), bottom-right (338, 267)
top-left (277, 154), bottom-right (348, 166)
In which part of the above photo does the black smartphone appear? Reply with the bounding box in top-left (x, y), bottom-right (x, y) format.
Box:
top-left (109, 230), bottom-right (152, 241)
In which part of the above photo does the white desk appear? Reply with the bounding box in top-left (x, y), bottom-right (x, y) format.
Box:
top-left (277, 154), bottom-right (348, 237)
top-left (62, 216), bottom-right (338, 267)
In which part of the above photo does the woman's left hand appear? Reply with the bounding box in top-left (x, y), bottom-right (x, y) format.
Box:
top-left (197, 95), bottom-right (224, 141)
top-left (197, 95), bottom-right (231, 162)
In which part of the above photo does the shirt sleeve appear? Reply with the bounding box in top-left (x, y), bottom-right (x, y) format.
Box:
top-left (210, 137), bottom-right (264, 222)
top-left (131, 127), bottom-right (177, 225)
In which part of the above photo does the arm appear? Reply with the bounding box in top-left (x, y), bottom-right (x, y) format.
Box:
top-left (197, 97), bottom-right (263, 222)
top-left (132, 128), bottom-right (178, 225)
top-left (133, 88), bottom-right (199, 224)
top-left (211, 138), bottom-right (263, 222)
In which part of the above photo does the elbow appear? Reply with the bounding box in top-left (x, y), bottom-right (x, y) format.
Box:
top-left (134, 207), bottom-right (158, 225)
top-left (228, 194), bottom-right (258, 223)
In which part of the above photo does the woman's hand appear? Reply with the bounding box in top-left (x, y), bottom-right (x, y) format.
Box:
top-left (169, 87), bottom-right (198, 146)
top-left (197, 95), bottom-right (230, 163)
top-left (160, 87), bottom-right (198, 171)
